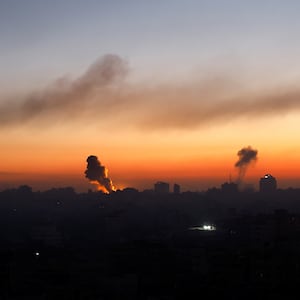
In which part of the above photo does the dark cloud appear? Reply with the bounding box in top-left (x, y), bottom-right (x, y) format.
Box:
top-left (0, 54), bottom-right (128, 125)
top-left (1, 54), bottom-right (300, 130)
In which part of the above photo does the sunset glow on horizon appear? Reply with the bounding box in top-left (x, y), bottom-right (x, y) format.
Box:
top-left (2, 1), bottom-right (300, 192)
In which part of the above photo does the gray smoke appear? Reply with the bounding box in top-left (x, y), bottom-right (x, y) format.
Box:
top-left (235, 146), bottom-right (258, 183)
top-left (2, 54), bottom-right (300, 130)
top-left (0, 54), bottom-right (128, 125)
top-left (85, 155), bottom-right (115, 193)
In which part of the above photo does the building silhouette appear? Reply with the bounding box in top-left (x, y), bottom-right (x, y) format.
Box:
top-left (173, 183), bottom-right (180, 194)
top-left (154, 182), bottom-right (170, 194)
top-left (221, 182), bottom-right (238, 194)
top-left (259, 174), bottom-right (277, 193)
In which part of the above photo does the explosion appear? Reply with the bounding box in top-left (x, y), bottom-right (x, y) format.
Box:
top-left (235, 146), bottom-right (258, 184)
top-left (85, 155), bottom-right (115, 193)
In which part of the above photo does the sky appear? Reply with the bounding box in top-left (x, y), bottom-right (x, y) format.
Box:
top-left (1, 0), bottom-right (300, 192)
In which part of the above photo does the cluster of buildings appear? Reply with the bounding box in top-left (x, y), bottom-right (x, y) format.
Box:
top-left (154, 182), bottom-right (180, 194)
top-left (154, 174), bottom-right (278, 194)
top-left (221, 174), bottom-right (278, 193)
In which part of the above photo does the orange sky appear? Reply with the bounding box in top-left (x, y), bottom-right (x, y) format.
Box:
top-left (1, 110), bottom-right (300, 192)
top-left (2, 3), bottom-right (300, 192)
top-left (1, 56), bottom-right (300, 192)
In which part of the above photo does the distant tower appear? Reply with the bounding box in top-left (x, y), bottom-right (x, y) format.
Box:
top-left (259, 174), bottom-right (277, 193)
top-left (173, 183), bottom-right (180, 194)
top-left (154, 182), bottom-right (170, 194)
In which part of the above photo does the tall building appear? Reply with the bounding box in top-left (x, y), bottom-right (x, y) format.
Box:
top-left (259, 174), bottom-right (277, 193)
top-left (154, 182), bottom-right (170, 194)
top-left (173, 183), bottom-right (180, 194)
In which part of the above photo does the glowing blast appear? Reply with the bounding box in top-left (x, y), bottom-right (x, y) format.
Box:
top-left (85, 155), bottom-right (115, 193)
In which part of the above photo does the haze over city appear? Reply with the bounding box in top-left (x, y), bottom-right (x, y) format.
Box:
top-left (3, 2), bottom-right (300, 298)
top-left (1, 0), bottom-right (300, 191)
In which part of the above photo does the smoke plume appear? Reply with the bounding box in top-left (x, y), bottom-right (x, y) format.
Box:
top-left (2, 53), bottom-right (300, 130)
top-left (235, 146), bottom-right (258, 183)
top-left (0, 54), bottom-right (128, 126)
top-left (85, 155), bottom-right (115, 193)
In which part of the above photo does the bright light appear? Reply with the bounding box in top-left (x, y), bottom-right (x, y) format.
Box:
top-left (203, 225), bottom-right (216, 231)
top-left (203, 225), bottom-right (212, 230)
top-left (35, 252), bottom-right (40, 256)
top-left (189, 224), bottom-right (216, 231)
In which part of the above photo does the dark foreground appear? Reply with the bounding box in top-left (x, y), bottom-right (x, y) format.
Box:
top-left (1, 186), bottom-right (300, 299)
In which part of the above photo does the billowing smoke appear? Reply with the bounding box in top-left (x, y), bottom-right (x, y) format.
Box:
top-left (3, 53), bottom-right (300, 130)
top-left (0, 54), bottom-right (128, 126)
top-left (235, 146), bottom-right (258, 183)
top-left (85, 155), bottom-right (115, 193)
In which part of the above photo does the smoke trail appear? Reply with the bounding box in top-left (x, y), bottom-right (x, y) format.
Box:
top-left (0, 54), bottom-right (128, 125)
top-left (85, 155), bottom-right (115, 193)
top-left (2, 54), bottom-right (300, 130)
top-left (235, 146), bottom-right (258, 183)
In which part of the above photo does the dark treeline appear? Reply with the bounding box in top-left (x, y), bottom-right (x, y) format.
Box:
top-left (1, 185), bottom-right (300, 299)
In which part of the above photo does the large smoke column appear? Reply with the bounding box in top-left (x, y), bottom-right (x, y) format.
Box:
top-left (3, 53), bottom-right (300, 130)
top-left (235, 146), bottom-right (258, 183)
top-left (85, 155), bottom-right (115, 193)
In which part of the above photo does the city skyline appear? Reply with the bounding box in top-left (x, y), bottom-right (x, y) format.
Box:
top-left (1, 1), bottom-right (300, 191)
